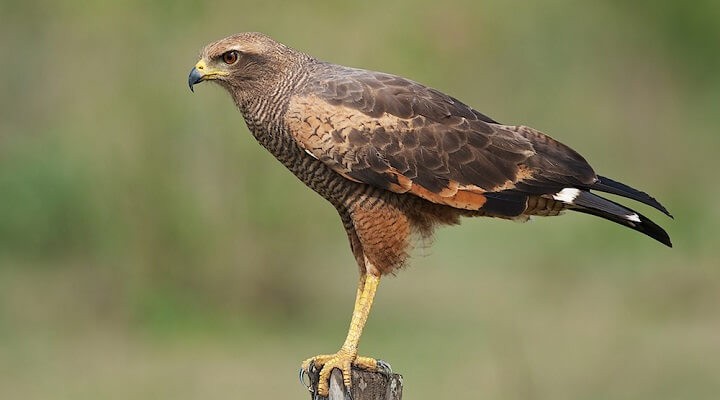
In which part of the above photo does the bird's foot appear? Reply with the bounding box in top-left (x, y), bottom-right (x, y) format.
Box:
top-left (300, 350), bottom-right (386, 397)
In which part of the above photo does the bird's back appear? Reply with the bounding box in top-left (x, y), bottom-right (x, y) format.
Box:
top-left (283, 61), bottom-right (670, 246)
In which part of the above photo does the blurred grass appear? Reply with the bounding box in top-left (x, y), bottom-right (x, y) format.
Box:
top-left (1, 0), bottom-right (719, 399)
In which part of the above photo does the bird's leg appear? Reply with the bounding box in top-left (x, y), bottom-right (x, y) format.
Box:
top-left (353, 273), bottom-right (367, 309)
top-left (302, 272), bottom-right (381, 397)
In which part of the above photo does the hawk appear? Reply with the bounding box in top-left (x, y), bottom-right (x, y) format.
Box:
top-left (188, 32), bottom-right (671, 397)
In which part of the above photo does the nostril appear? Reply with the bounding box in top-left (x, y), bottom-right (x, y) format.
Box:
top-left (198, 65), bottom-right (204, 70)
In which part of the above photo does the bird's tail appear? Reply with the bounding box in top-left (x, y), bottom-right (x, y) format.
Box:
top-left (550, 182), bottom-right (672, 247)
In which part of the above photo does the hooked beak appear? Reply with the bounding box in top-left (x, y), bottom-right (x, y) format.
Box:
top-left (188, 67), bottom-right (204, 92)
top-left (188, 59), bottom-right (229, 92)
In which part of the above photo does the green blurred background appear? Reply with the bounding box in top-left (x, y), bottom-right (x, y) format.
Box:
top-left (1, 1), bottom-right (718, 399)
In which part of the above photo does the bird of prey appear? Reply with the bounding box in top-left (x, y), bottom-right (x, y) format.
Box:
top-left (188, 32), bottom-right (672, 397)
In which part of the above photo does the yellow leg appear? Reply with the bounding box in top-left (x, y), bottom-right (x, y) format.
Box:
top-left (353, 273), bottom-right (367, 317)
top-left (302, 273), bottom-right (381, 397)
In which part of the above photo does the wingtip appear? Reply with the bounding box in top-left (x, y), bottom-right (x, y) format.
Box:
top-left (656, 230), bottom-right (673, 248)
top-left (636, 212), bottom-right (673, 248)
top-left (568, 191), bottom-right (672, 248)
top-left (592, 176), bottom-right (673, 218)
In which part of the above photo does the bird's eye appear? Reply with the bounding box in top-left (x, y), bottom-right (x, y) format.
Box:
top-left (222, 50), bottom-right (239, 65)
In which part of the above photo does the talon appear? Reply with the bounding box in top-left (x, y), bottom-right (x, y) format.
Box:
top-left (301, 352), bottom-right (387, 397)
top-left (299, 366), bottom-right (311, 390)
top-left (377, 359), bottom-right (393, 374)
top-left (301, 357), bottom-right (316, 372)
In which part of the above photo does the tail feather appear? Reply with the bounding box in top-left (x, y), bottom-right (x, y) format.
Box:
top-left (565, 190), bottom-right (672, 247)
top-left (589, 175), bottom-right (672, 218)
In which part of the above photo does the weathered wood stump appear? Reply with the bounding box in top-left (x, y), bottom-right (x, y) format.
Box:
top-left (304, 366), bottom-right (403, 400)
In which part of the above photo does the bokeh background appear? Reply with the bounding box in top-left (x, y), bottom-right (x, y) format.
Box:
top-left (1, 1), bottom-right (718, 399)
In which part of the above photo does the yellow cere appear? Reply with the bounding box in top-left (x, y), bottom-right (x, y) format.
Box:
top-left (195, 59), bottom-right (229, 78)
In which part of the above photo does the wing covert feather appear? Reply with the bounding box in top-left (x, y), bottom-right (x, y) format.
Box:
top-left (284, 65), bottom-right (597, 211)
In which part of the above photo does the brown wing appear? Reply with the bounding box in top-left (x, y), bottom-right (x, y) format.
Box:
top-left (285, 65), bottom-right (597, 214)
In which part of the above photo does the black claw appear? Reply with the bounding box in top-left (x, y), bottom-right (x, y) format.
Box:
top-left (299, 367), bottom-right (311, 390)
top-left (377, 359), bottom-right (393, 375)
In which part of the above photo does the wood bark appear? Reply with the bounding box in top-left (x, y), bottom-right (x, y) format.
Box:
top-left (304, 366), bottom-right (403, 400)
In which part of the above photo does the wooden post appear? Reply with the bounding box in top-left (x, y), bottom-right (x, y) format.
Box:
top-left (304, 366), bottom-right (403, 400)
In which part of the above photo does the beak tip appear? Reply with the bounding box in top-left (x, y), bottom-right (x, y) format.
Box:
top-left (188, 67), bottom-right (203, 93)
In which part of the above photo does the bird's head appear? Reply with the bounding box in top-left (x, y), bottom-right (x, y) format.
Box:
top-left (188, 32), bottom-right (302, 102)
